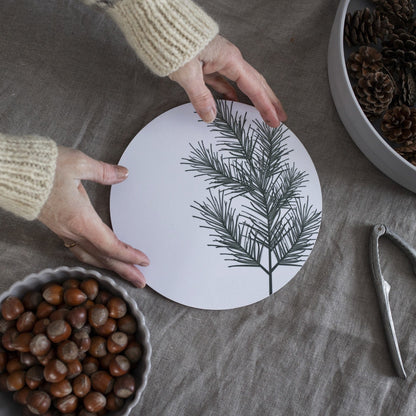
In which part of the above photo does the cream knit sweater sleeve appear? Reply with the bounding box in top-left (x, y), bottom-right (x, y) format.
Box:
top-left (0, 134), bottom-right (58, 220)
top-left (86, 0), bottom-right (219, 76)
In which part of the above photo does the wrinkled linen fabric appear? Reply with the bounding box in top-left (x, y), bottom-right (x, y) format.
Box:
top-left (1, 0), bottom-right (416, 415)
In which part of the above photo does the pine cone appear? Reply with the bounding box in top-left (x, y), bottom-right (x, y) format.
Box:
top-left (347, 46), bottom-right (384, 79)
top-left (395, 69), bottom-right (416, 106)
top-left (354, 72), bottom-right (395, 117)
top-left (382, 29), bottom-right (416, 71)
top-left (344, 8), bottom-right (393, 46)
top-left (409, 18), bottom-right (416, 36)
top-left (396, 140), bottom-right (416, 165)
top-left (372, 0), bottom-right (414, 28)
top-left (381, 104), bottom-right (416, 142)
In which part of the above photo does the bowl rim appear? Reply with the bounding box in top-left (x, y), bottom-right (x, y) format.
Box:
top-left (337, 0), bottom-right (416, 173)
top-left (0, 265), bottom-right (152, 416)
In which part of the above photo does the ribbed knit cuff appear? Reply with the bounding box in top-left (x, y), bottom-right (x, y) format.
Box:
top-left (0, 134), bottom-right (58, 221)
top-left (108, 0), bottom-right (219, 76)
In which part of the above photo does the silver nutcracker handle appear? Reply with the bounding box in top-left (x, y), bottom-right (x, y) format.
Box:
top-left (369, 224), bottom-right (416, 379)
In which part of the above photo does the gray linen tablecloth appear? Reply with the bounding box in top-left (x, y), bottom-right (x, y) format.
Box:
top-left (1, 0), bottom-right (416, 415)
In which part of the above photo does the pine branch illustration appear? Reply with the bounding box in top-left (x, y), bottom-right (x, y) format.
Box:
top-left (209, 100), bottom-right (257, 163)
top-left (181, 142), bottom-right (256, 198)
top-left (183, 100), bottom-right (321, 295)
top-left (272, 198), bottom-right (321, 268)
top-left (252, 120), bottom-right (291, 179)
top-left (191, 191), bottom-right (265, 269)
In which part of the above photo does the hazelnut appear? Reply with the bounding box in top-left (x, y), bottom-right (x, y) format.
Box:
top-left (14, 332), bottom-right (32, 352)
top-left (64, 288), bottom-right (87, 307)
top-left (94, 317), bottom-right (116, 337)
top-left (57, 340), bottom-right (79, 363)
top-left (117, 315), bottom-right (137, 334)
top-left (107, 297), bottom-right (127, 319)
top-left (26, 390), bottom-right (51, 415)
top-left (46, 320), bottom-right (71, 343)
top-left (49, 308), bottom-right (69, 321)
top-left (25, 365), bottom-right (44, 389)
top-left (0, 350), bottom-right (7, 372)
top-left (83, 391), bottom-right (106, 413)
top-left (106, 392), bottom-right (124, 411)
top-left (1, 296), bottom-right (24, 321)
top-left (13, 385), bottom-right (31, 405)
top-left (7, 370), bottom-right (25, 391)
top-left (66, 359), bottom-right (82, 380)
top-left (84, 299), bottom-right (95, 310)
top-left (95, 291), bottom-right (111, 305)
top-left (99, 353), bottom-right (115, 370)
top-left (2, 327), bottom-right (18, 351)
top-left (66, 306), bottom-right (87, 329)
top-left (72, 373), bottom-right (91, 398)
top-left (30, 334), bottom-right (51, 357)
top-left (6, 357), bottom-right (23, 373)
top-left (33, 318), bottom-right (50, 335)
top-left (22, 291), bottom-right (43, 311)
top-left (36, 301), bottom-right (55, 319)
top-left (79, 279), bottom-right (99, 300)
top-left (0, 373), bottom-right (8, 391)
top-left (72, 329), bottom-right (91, 352)
top-left (82, 356), bottom-right (99, 375)
top-left (49, 379), bottom-right (72, 398)
top-left (113, 373), bottom-right (135, 398)
top-left (42, 284), bottom-right (64, 306)
top-left (54, 393), bottom-right (78, 413)
top-left (16, 311), bottom-right (36, 332)
top-left (107, 331), bottom-right (128, 354)
top-left (124, 340), bottom-right (142, 364)
top-left (91, 370), bottom-right (114, 395)
top-left (88, 305), bottom-right (108, 328)
top-left (62, 279), bottom-right (80, 289)
top-left (89, 336), bottom-right (107, 358)
top-left (109, 355), bottom-right (130, 377)
top-left (19, 352), bottom-right (39, 368)
top-left (43, 359), bottom-right (68, 383)
top-left (37, 348), bottom-right (56, 366)
top-left (79, 411), bottom-right (98, 416)
top-left (0, 318), bottom-right (16, 334)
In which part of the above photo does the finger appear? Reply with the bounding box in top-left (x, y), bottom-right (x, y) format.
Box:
top-left (69, 245), bottom-right (146, 288)
top-left (62, 204), bottom-right (150, 267)
top-left (75, 152), bottom-right (129, 185)
top-left (221, 60), bottom-right (287, 127)
top-left (204, 74), bottom-right (238, 101)
top-left (80, 215), bottom-right (150, 267)
top-left (170, 61), bottom-right (217, 122)
top-left (262, 82), bottom-right (288, 123)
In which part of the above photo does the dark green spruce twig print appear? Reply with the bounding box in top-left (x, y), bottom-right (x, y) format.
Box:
top-left (181, 100), bottom-right (321, 295)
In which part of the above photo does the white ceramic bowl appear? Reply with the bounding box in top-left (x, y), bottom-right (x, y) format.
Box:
top-left (328, 0), bottom-right (416, 193)
top-left (0, 266), bottom-right (151, 416)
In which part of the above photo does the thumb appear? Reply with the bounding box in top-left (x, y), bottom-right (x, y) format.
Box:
top-left (79, 155), bottom-right (128, 185)
top-left (170, 60), bottom-right (217, 122)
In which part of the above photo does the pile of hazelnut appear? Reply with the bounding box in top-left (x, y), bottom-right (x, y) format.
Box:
top-left (0, 278), bottom-right (142, 415)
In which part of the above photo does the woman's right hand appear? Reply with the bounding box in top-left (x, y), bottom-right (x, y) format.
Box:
top-left (38, 146), bottom-right (149, 288)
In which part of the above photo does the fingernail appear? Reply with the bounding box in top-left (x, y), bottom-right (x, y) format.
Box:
top-left (116, 165), bottom-right (128, 180)
top-left (201, 107), bottom-right (216, 123)
top-left (138, 254), bottom-right (150, 267)
top-left (136, 279), bottom-right (146, 289)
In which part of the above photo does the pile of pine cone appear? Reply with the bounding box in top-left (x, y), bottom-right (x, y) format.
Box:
top-left (344, 0), bottom-right (416, 166)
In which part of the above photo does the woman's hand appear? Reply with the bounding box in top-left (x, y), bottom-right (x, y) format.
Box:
top-left (169, 35), bottom-right (287, 127)
top-left (38, 146), bottom-right (149, 288)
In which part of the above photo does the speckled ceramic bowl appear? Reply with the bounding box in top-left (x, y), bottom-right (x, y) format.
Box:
top-left (328, 0), bottom-right (416, 193)
top-left (0, 266), bottom-right (151, 416)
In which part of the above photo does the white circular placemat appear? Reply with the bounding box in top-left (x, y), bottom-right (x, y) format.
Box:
top-left (110, 101), bottom-right (322, 310)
